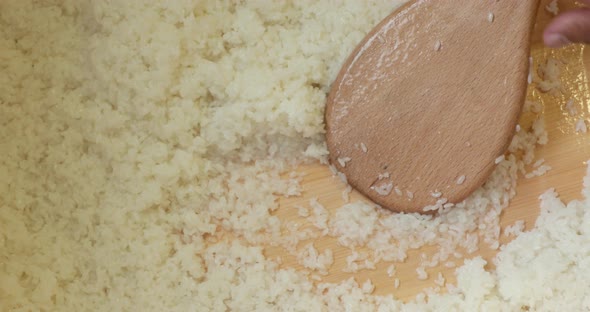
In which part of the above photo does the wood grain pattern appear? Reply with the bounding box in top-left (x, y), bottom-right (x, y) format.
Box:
top-left (325, 0), bottom-right (541, 213)
top-left (269, 0), bottom-right (590, 302)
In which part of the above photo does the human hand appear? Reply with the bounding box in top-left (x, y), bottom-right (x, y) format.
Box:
top-left (544, 0), bottom-right (590, 48)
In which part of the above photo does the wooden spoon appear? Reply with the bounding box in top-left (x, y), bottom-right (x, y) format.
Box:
top-left (325, 0), bottom-right (540, 214)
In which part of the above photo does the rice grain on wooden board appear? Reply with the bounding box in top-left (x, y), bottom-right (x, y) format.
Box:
top-left (576, 118), bottom-right (588, 133)
top-left (487, 12), bottom-right (495, 23)
top-left (546, 0), bottom-right (559, 15)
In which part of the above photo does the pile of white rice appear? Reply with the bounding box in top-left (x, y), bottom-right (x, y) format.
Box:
top-left (2, 1), bottom-right (589, 311)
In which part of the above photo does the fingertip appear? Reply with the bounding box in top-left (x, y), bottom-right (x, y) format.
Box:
top-left (543, 32), bottom-right (571, 48)
top-left (543, 8), bottom-right (590, 48)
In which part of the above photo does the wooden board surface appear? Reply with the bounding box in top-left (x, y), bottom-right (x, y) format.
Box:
top-left (268, 0), bottom-right (590, 302)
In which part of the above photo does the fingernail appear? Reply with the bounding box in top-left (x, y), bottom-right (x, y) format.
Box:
top-left (544, 33), bottom-right (572, 48)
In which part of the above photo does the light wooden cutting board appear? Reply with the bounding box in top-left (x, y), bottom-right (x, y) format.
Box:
top-left (268, 0), bottom-right (590, 301)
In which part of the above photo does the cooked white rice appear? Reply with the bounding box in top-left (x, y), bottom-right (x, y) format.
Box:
top-left (546, 0), bottom-right (559, 16)
top-left (3, 1), bottom-right (590, 311)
